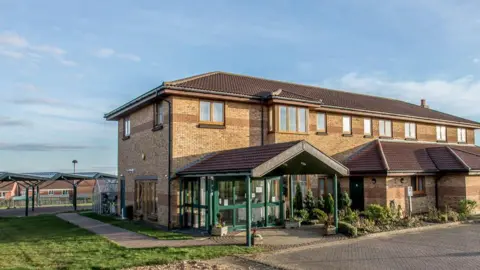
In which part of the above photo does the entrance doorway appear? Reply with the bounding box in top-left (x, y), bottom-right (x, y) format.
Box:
top-left (349, 177), bottom-right (364, 211)
top-left (181, 178), bottom-right (208, 230)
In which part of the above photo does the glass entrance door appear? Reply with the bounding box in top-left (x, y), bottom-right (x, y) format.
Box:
top-left (181, 178), bottom-right (208, 230)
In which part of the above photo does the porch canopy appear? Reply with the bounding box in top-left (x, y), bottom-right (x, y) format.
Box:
top-left (176, 140), bottom-right (349, 247)
top-left (0, 172), bottom-right (117, 216)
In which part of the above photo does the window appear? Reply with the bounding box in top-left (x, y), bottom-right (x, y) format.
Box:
top-left (0, 192), bottom-right (5, 198)
top-left (268, 107), bottom-right (273, 131)
top-left (379, 120), bottom-right (392, 137)
top-left (124, 117), bottom-right (131, 137)
top-left (436, 126), bottom-right (446, 141)
top-left (364, 118), bottom-right (372, 136)
top-left (458, 128), bottom-right (467, 143)
top-left (278, 106), bottom-right (308, 133)
top-left (411, 176), bottom-right (425, 195)
top-left (317, 113), bottom-right (326, 132)
top-left (62, 190), bottom-right (69, 195)
top-left (405, 123), bottom-right (416, 139)
top-left (154, 102), bottom-right (164, 126)
top-left (48, 190), bottom-right (54, 195)
top-left (199, 100), bottom-right (224, 124)
top-left (343, 116), bottom-right (352, 134)
top-left (318, 177), bottom-right (334, 198)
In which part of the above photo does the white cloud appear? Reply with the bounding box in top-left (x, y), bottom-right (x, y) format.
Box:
top-left (0, 31), bottom-right (28, 47)
top-left (94, 47), bottom-right (141, 62)
top-left (0, 49), bottom-right (24, 59)
top-left (31, 45), bottom-right (65, 56)
top-left (327, 73), bottom-right (480, 119)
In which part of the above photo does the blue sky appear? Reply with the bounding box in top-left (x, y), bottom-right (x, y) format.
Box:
top-left (1, 0), bottom-right (480, 174)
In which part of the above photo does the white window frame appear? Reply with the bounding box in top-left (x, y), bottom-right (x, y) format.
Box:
top-left (124, 117), bottom-right (131, 137)
top-left (268, 107), bottom-right (273, 132)
top-left (278, 105), bottom-right (308, 133)
top-left (279, 106), bottom-right (287, 131)
top-left (458, 128), bottom-right (467, 143)
top-left (199, 100), bottom-right (224, 124)
top-left (342, 116), bottom-right (352, 134)
top-left (48, 190), bottom-right (54, 195)
top-left (62, 190), bottom-right (69, 195)
top-left (364, 118), bottom-right (372, 136)
top-left (317, 113), bottom-right (326, 132)
top-left (0, 192), bottom-right (5, 198)
top-left (297, 108), bottom-right (307, 133)
top-left (379, 120), bottom-right (392, 137)
top-left (436, 126), bottom-right (447, 141)
top-left (405, 122), bottom-right (416, 139)
top-left (155, 102), bottom-right (164, 126)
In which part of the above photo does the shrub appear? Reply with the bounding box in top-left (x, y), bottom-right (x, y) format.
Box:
top-left (364, 204), bottom-right (387, 223)
top-left (339, 192), bottom-right (352, 211)
top-left (439, 213), bottom-right (448, 223)
top-left (304, 189), bottom-right (316, 217)
top-left (357, 217), bottom-right (378, 233)
top-left (324, 193), bottom-right (335, 216)
top-left (399, 216), bottom-right (421, 228)
top-left (294, 182), bottom-right (303, 211)
top-left (295, 209), bottom-right (309, 222)
top-left (316, 196), bottom-right (325, 211)
top-left (459, 199), bottom-right (477, 216)
top-left (342, 207), bottom-right (359, 225)
top-left (312, 208), bottom-right (328, 223)
top-left (338, 221), bottom-right (358, 237)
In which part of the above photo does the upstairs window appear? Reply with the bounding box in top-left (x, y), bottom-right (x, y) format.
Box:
top-left (436, 126), bottom-right (446, 141)
top-left (62, 190), bottom-right (69, 195)
top-left (268, 107), bottom-right (273, 132)
top-left (0, 192), bottom-right (5, 198)
top-left (458, 128), bottom-right (467, 143)
top-left (411, 176), bottom-right (425, 195)
top-left (405, 123), bottom-right (416, 139)
top-left (200, 100), bottom-right (224, 124)
top-left (124, 117), bottom-right (131, 137)
top-left (343, 116), bottom-right (352, 134)
top-left (48, 190), bottom-right (54, 195)
top-left (364, 118), bottom-right (372, 136)
top-left (379, 120), bottom-right (392, 137)
top-left (278, 106), bottom-right (308, 133)
top-left (317, 113), bottom-right (326, 132)
top-left (154, 102), bottom-right (164, 126)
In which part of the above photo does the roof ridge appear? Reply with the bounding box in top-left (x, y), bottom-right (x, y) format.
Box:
top-left (343, 140), bottom-right (377, 165)
top-left (165, 71), bottom-right (222, 85)
top-left (446, 146), bottom-right (471, 171)
top-left (377, 140), bottom-right (390, 171)
top-left (450, 147), bottom-right (480, 158)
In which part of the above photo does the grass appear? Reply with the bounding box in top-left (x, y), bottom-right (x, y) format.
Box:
top-left (0, 215), bottom-right (259, 269)
top-left (80, 212), bottom-right (193, 240)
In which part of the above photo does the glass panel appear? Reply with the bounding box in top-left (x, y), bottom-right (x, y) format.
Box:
top-left (185, 182), bottom-right (192, 204)
top-left (218, 181), bottom-right (233, 206)
top-left (200, 178), bottom-right (206, 206)
top-left (219, 209), bottom-right (233, 226)
top-left (364, 119), bottom-right (371, 135)
top-left (385, 121), bottom-right (392, 137)
top-left (343, 116), bottom-right (351, 133)
top-left (268, 205), bottom-right (280, 225)
top-left (379, 120), bottom-right (385, 136)
top-left (319, 178), bottom-right (325, 197)
top-left (213, 102), bottom-right (224, 122)
top-left (298, 108), bottom-right (306, 132)
top-left (252, 206), bottom-right (265, 227)
top-left (184, 206), bottom-right (192, 227)
top-left (200, 101), bottom-right (211, 122)
top-left (317, 113), bottom-right (326, 131)
top-left (200, 208), bottom-right (206, 228)
top-left (268, 107), bottom-right (273, 131)
top-left (279, 106), bottom-right (287, 131)
top-left (267, 179), bottom-right (280, 203)
top-left (288, 107), bottom-right (297, 131)
top-left (419, 177), bottom-right (425, 191)
top-left (157, 103), bottom-right (163, 124)
top-left (251, 180), bottom-right (265, 204)
top-left (326, 178), bottom-right (334, 195)
top-left (236, 208), bottom-right (247, 226)
top-left (411, 176), bottom-right (417, 191)
top-left (193, 207), bottom-right (199, 228)
top-left (192, 181), bottom-right (199, 205)
top-left (234, 180), bottom-right (246, 205)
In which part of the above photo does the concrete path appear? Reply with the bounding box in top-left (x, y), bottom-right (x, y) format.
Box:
top-left (57, 213), bottom-right (217, 248)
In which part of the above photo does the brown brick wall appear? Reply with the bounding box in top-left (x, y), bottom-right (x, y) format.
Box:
top-left (466, 176), bottom-right (480, 213)
top-left (386, 176), bottom-right (435, 215)
top-left (438, 175), bottom-right (466, 211)
top-left (364, 177), bottom-right (387, 206)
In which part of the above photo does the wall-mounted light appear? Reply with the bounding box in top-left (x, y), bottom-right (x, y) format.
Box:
top-left (301, 162), bottom-right (307, 166)
top-left (371, 178), bottom-right (377, 184)
top-left (400, 178), bottom-right (405, 184)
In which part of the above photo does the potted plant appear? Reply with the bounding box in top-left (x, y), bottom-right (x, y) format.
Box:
top-left (324, 215), bottom-right (336, 235)
top-left (251, 229), bottom-right (263, 246)
top-left (285, 215), bottom-right (302, 229)
top-left (211, 213), bottom-right (228, 236)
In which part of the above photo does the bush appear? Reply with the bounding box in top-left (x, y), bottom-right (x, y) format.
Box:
top-left (364, 204), bottom-right (387, 223)
top-left (459, 199), bottom-right (477, 216)
top-left (342, 207), bottom-right (359, 225)
top-left (295, 209), bottom-right (309, 222)
top-left (439, 213), bottom-right (448, 223)
top-left (339, 192), bottom-right (352, 211)
top-left (338, 221), bottom-right (358, 237)
top-left (357, 217), bottom-right (378, 233)
top-left (294, 182), bottom-right (303, 211)
top-left (324, 193), bottom-right (335, 216)
top-left (304, 189), bottom-right (316, 217)
top-left (316, 196), bottom-right (325, 211)
top-left (312, 208), bottom-right (328, 223)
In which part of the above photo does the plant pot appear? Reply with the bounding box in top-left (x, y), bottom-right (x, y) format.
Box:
top-left (211, 226), bottom-right (228, 236)
top-left (324, 225), bottom-right (337, 235)
top-left (285, 220), bottom-right (301, 229)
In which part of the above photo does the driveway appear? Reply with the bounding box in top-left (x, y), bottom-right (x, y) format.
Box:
top-left (255, 224), bottom-right (480, 270)
top-left (0, 205), bottom-right (90, 217)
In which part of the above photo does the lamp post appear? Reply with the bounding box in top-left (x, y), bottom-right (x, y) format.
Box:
top-left (72, 160), bottom-right (78, 174)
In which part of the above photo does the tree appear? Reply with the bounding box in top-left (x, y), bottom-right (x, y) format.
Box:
top-left (339, 191), bottom-right (352, 211)
top-left (304, 189), bottom-right (316, 216)
top-left (316, 195), bottom-right (325, 211)
top-left (324, 193), bottom-right (335, 216)
top-left (294, 182), bottom-right (303, 211)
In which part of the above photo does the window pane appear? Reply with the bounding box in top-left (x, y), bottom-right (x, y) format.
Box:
top-left (411, 123), bottom-right (416, 138)
top-left (288, 107), bottom-right (297, 131)
top-left (326, 178), bottom-right (334, 195)
top-left (213, 102), bottom-right (224, 122)
top-left (218, 181), bottom-right (233, 206)
top-left (319, 178), bottom-right (325, 197)
top-left (343, 116), bottom-right (351, 133)
top-left (419, 177), bottom-right (424, 191)
top-left (298, 108), bottom-right (306, 132)
top-left (157, 103), bottom-right (163, 124)
top-left (279, 106), bottom-right (287, 131)
top-left (379, 120), bottom-right (385, 136)
top-left (200, 101), bottom-right (210, 121)
top-left (124, 118), bottom-right (130, 136)
top-left (411, 176), bottom-right (417, 191)
top-left (364, 119), bottom-right (371, 135)
top-left (234, 180), bottom-right (246, 205)
top-left (252, 180), bottom-right (265, 204)
top-left (317, 113), bottom-right (326, 131)
top-left (269, 107), bottom-right (273, 131)
top-left (385, 121), bottom-right (392, 137)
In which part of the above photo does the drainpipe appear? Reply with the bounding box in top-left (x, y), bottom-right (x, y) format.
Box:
top-left (260, 98), bottom-right (264, 146)
top-left (156, 85), bottom-right (173, 230)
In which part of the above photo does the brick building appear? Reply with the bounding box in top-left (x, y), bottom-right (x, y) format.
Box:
top-left (105, 71), bottom-right (480, 230)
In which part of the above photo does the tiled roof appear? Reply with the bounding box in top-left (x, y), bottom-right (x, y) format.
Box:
top-left (345, 140), bottom-right (480, 173)
top-left (166, 72), bottom-right (479, 126)
top-left (178, 141), bottom-right (301, 174)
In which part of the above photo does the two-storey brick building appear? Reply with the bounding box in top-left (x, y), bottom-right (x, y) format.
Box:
top-left (105, 71), bottom-right (480, 231)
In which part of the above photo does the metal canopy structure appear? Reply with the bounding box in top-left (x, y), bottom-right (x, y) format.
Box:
top-left (0, 172), bottom-right (117, 216)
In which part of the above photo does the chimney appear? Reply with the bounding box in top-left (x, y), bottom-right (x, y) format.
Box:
top-left (420, 99), bottom-right (429, 109)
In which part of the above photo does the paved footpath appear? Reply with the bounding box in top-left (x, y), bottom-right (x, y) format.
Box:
top-left (57, 213), bottom-right (217, 248)
top-left (252, 224), bottom-right (480, 270)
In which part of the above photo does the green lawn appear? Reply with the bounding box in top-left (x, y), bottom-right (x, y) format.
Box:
top-left (80, 212), bottom-right (193, 240)
top-left (0, 215), bottom-right (258, 269)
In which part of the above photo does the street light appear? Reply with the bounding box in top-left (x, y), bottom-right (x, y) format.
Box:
top-left (72, 160), bottom-right (78, 174)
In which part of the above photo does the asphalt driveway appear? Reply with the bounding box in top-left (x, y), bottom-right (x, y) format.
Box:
top-left (257, 224), bottom-right (480, 270)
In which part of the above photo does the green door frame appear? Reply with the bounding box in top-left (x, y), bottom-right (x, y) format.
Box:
top-left (180, 177), bottom-right (208, 230)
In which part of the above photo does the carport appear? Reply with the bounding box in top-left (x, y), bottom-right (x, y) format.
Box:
top-left (0, 172), bottom-right (117, 216)
top-left (176, 140), bottom-right (349, 246)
